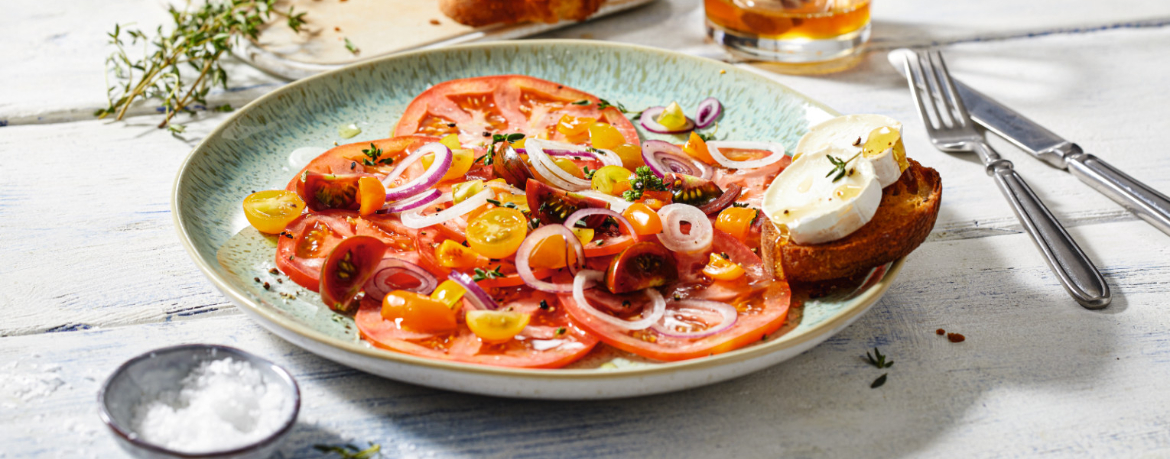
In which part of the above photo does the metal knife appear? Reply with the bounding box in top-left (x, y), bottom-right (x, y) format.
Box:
top-left (888, 49), bottom-right (1170, 237)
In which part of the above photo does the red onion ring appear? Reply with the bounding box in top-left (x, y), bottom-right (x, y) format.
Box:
top-left (693, 97), bottom-right (722, 129)
top-left (563, 208), bottom-right (636, 239)
top-left (577, 190), bottom-right (632, 213)
top-left (400, 189), bottom-right (492, 229)
top-left (650, 299), bottom-right (737, 338)
top-left (705, 141), bottom-right (786, 169)
top-left (572, 270), bottom-right (666, 330)
top-left (515, 225), bottom-right (587, 293)
top-left (383, 189), bottom-right (442, 213)
top-left (363, 259), bottom-right (438, 301)
top-left (641, 140), bottom-right (711, 179)
top-left (380, 142), bottom-right (453, 200)
top-left (657, 204), bottom-right (714, 253)
top-left (639, 106), bottom-right (695, 134)
top-left (526, 139), bottom-right (594, 191)
top-left (447, 270), bottom-right (500, 310)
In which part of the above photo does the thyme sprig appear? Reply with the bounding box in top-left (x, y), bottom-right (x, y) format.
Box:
top-left (864, 347), bottom-right (894, 369)
top-left (471, 266), bottom-right (504, 282)
top-left (825, 152), bottom-right (863, 182)
top-left (477, 132), bottom-right (526, 166)
top-left (97, 0), bottom-right (306, 132)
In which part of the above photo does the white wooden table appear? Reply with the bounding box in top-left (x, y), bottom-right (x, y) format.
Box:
top-left (4, 1), bottom-right (1170, 457)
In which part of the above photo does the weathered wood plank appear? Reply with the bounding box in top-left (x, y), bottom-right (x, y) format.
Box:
top-left (2, 219), bottom-right (1168, 458)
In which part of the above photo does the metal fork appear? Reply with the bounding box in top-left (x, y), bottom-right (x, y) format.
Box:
top-left (903, 49), bottom-right (1111, 309)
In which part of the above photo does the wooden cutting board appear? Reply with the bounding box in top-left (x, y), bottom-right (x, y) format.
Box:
top-left (239, 0), bottom-right (657, 79)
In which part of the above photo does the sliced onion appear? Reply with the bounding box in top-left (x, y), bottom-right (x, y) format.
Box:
top-left (485, 180), bottom-right (525, 196)
top-left (564, 208), bottom-right (636, 238)
top-left (693, 97), bottom-right (722, 129)
top-left (543, 148), bottom-right (623, 167)
top-left (526, 139), bottom-right (593, 191)
top-left (698, 183), bottom-right (742, 215)
top-left (639, 106), bottom-right (696, 134)
top-left (572, 270), bottom-right (666, 330)
top-left (380, 142), bottom-right (453, 200)
top-left (641, 140), bottom-right (711, 179)
top-left (400, 189), bottom-right (492, 229)
top-left (658, 203), bottom-right (714, 253)
top-left (651, 299), bottom-right (737, 338)
top-left (706, 141), bottom-right (787, 169)
top-left (447, 271), bottom-right (500, 311)
top-left (363, 259), bottom-right (438, 300)
top-left (383, 189), bottom-right (442, 213)
top-left (577, 190), bottom-right (633, 214)
top-left (515, 225), bottom-right (586, 293)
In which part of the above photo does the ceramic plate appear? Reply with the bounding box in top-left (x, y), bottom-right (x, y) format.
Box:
top-left (173, 40), bottom-right (904, 400)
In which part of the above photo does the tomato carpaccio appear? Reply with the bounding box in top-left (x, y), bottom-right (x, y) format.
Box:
top-left (264, 76), bottom-right (804, 369)
top-left (393, 75), bottom-right (640, 147)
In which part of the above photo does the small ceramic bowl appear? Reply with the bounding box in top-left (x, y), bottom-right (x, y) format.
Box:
top-left (98, 344), bottom-right (300, 459)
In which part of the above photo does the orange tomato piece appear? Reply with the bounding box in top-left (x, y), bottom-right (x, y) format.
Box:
top-left (621, 203), bottom-right (663, 236)
top-left (702, 253), bottom-right (746, 281)
top-left (683, 132), bottom-right (717, 165)
top-left (435, 239), bottom-right (482, 269)
top-left (357, 176), bottom-right (386, 216)
top-left (381, 290), bottom-right (458, 333)
top-left (715, 207), bottom-right (758, 242)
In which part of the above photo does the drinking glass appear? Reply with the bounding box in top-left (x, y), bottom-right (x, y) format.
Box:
top-left (705, 0), bottom-right (871, 66)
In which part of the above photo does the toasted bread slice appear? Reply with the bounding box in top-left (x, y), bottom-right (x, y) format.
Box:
top-left (439, 0), bottom-right (604, 27)
top-left (761, 158), bottom-right (942, 283)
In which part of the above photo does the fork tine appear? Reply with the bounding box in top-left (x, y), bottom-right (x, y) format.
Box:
top-left (903, 50), bottom-right (941, 133)
top-left (928, 49), bottom-right (971, 128)
top-left (917, 49), bottom-right (956, 129)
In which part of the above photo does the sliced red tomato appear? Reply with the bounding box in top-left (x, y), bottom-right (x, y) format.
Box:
top-left (393, 75), bottom-right (639, 147)
top-left (711, 154), bottom-right (792, 208)
top-left (558, 229), bottom-right (790, 361)
top-left (355, 289), bottom-right (599, 368)
top-left (286, 135), bottom-right (438, 191)
top-left (276, 211), bottom-right (357, 291)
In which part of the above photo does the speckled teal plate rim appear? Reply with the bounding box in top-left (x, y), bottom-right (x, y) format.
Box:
top-left (172, 39), bottom-right (905, 381)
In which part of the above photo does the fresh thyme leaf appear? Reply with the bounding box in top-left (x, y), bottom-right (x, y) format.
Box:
top-left (582, 166), bottom-right (596, 179)
top-left (697, 132), bottom-right (717, 142)
top-left (344, 37), bottom-right (359, 55)
top-left (570, 99), bottom-right (591, 106)
top-left (870, 373), bottom-right (887, 389)
top-left (731, 202), bottom-right (749, 208)
top-left (486, 198), bottom-right (502, 206)
top-left (623, 166), bottom-right (667, 201)
top-left (213, 104), bottom-right (233, 113)
top-left (864, 347), bottom-right (894, 369)
top-left (100, 0), bottom-right (306, 130)
top-left (529, 217), bottom-right (541, 230)
top-left (596, 98), bottom-right (629, 112)
top-left (825, 152), bottom-right (862, 183)
top-left (314, 442), bottom-right (381, 459)
top-left (471, 266), bottom-right (504, 281)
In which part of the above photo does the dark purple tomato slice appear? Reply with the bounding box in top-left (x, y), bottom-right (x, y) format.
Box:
top-left (524, 178), bottom-right (610, 226)
top-left (320, 235), bottom-right (387, 313)
top-left (297, 172), bottom-right (374, 212)
top-left (605, 241), bottom-right (678, 294)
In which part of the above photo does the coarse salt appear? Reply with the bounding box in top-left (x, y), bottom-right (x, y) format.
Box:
top-left (130, 357), bottom-right (291, 453)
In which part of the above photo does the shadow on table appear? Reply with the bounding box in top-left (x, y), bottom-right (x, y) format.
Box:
top-left (262, 231), bottom-right (1123, 458)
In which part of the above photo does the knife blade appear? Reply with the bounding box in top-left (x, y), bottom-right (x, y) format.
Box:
top-left (888, 49), bottom-right (1170, 236)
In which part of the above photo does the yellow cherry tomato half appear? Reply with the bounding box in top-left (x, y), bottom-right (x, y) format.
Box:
top-left (571, 227), bottom-right (595, 245)
top-left (452, 180), bottom-right (485, 204)
top-left (466, 207), bottom-right (528, 259)
top-left (242, 190), bottom-right (306, 234)
top-left (714, 207), bottom-right (758, 242)
top-left (590, 165), bottom-right (634, 196)
top-left (466, 310), bottom-right (530, 343)
top-left (422, 146), bottom-right (474, 183)
top-left (382, 290), bottom-right (458, 333)
top-left (557, 115), bottom-right (596, 138)
top-left (702, 253), bottom-right (746, 281)
top-left (430, 280), bottom-right (466, 309)
top-left (656, 102), bottom-right (688, 130)
top-left (357, 176), bottom-right (386, 216)
top-left (435, 239), bottom-right (481, 269)
top-left (612, 143), bottom-right (644, 169)
top-left (588, 122), bottom-right (625, 150)
top-left (439, 133), bottom-right (462, 150)
top-left (683, 131), bottom-right (717, 165)
top-left (621, 203), bottom-right (663, 236)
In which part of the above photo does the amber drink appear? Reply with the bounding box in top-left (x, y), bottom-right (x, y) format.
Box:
top-left (706, 0), bottom-right (871, 64)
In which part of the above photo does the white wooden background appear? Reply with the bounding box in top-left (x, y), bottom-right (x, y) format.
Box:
top-left (3, 0), bottom-right (1170, 457)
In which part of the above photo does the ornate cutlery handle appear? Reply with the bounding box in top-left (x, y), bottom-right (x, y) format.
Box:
top-left (974, 143), bottom-right (1112, 309)
top-left (1066, 152), bottom-right (1170, 237)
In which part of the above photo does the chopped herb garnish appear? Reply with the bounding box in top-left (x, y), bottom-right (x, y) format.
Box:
top-left (870, 373), bottom-right (888, 389)
top-left (864, 347), bottom-right (894, 369)
top-left (731, 202), bottom-right (750, 208)
top-left (570, 99), bottom-right (591, 106)
top-left (826, 152), bottom-right (863, 182)
top-left (484, 132), bottom-right (525, 166)
top-left (555, 327), bottom-right (566, 335)
top-left (574, 219), bottom-right (589, 228)
top-left (471, 266), bottom-right (505, 281)
top-left (597, 98), bottom-right (629, 112)
top-left (582, 166), bottom-right (596, 179)
top-left (343, 37), bottom-right (359, 55)
top-left (595, 239), bottom-right (604, 246)
top-left (314, 443), bottom-right (381, 459)
top-left (697, 131), bottom-right (717, 142)
top-left (486, 198), bottom-right (519, 209)
top-left (529, 217), bottom-right (542, 230)
top-left (622, 166), bottom-right (667, 201)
